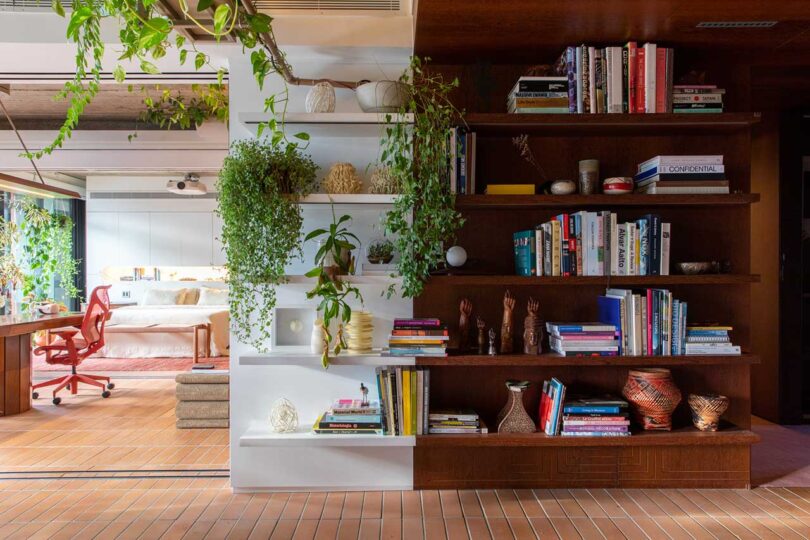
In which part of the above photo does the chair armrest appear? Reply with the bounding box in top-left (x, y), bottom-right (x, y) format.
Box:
top-left (50, 329), bottom-right (79, 339)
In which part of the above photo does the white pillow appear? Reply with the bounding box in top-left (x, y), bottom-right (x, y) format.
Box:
top-left (197, 287), bottom-right (228, 306)
top-left (141, 288), bottom-right (183, 306)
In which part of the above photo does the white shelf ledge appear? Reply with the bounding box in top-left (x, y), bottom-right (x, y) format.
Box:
top-left (240, 349), bottom-right (415, 366)
top-left (239, 423), bottom-right (415, 447)
top-left (239, 112), bottom-right (413, 138)
top-left (283, 274), bottom-right (400, 285)
top-left (298, 194), bottom-right (397, 205)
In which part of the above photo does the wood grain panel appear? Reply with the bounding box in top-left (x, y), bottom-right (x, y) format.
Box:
top-left (4, 335), bottom-right (20, 417)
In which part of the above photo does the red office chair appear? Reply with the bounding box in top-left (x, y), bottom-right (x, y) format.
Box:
top-left (32, 285), bottom-right (114, 405)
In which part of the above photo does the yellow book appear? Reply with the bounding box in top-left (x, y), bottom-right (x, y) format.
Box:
top-left (402, 369), bottom-right (411, 435)
top-left (485, 184), bottom-right (536, 195)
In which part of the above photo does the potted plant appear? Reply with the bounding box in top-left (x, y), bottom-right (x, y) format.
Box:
top-left (305, 206), bottom-right (363, 367)
top-left (366, 237), bottom-right (395, 264)
top-left (218, 139), bottom-right (319, 351)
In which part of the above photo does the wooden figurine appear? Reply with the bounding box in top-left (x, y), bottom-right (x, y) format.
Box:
top-left (476, 316), bottom-right (486, 355)
top-left (458, 298), bottom-right (472, 350)
top-left (523, 296), bottom-right (542, 355)
top-left (488, 328), bottom-right (497, 356)
top-left (500, 290), bottom-right (516, 354)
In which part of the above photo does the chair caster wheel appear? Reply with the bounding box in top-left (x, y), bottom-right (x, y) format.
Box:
top-left (102, 391), bottom-right (111, 398)
top-left (106, 383), bottom-right (115, 390)
top-left (52, 397), bottom-right (61, 405)
top-left (32, 392), bottom-right (39, 400)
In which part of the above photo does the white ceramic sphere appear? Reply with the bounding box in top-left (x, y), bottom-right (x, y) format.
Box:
top-left (446, 245), bottom-right (468, 267)
top-left (305, 82), bottom-right (336, 113)
top-left (550, 179), bottom-right (576, 195)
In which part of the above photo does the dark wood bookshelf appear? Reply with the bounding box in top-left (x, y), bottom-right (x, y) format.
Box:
top-left (428, 274), bottom-right (760, 286)
top-left (416, 353), bottom-right (759, 367)
top-left (456, 193), bottom-right (760, 209)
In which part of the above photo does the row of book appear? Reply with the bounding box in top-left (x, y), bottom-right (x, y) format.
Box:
top-left (598, 288), bottom-right (690, 356)
top-left (672, 85), bottom-right (725, 114)
top-left (685, 326), bottom-right (741, 355)
top-left (539, 381), bottom-right (632, 437)
top-left (635, 155), bottom-right (729, 194)
top-left (448, 127), bottom-right (477, 194)
top-left (428, 409), bottom-right (488, 434)
top-left (546, 322), bottom-right (620, 357)
top-left (374, 366), bottom-right (430, 435)
top-left (386, 318), bottom-right (448, 357)
top-left (313, 399), bottom-right (384, 435)
top-left (513, 212), bottom-right (671, 277)
top-left (553, 42), bottom-right (674, 114)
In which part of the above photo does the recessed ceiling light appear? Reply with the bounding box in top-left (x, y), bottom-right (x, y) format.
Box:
top-left (696, 21), bottom-right (778, 29)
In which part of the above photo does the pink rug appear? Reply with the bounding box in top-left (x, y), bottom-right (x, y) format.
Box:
top-left (32, 354), bottom-right (229, 372)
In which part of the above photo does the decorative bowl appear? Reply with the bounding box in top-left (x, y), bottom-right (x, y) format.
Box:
top-left (676, 261), bottom-right (718, 275)
top-left (602, 177), bottom-right (634, 195)
top-left (355, 81), bottom-right (408, 113)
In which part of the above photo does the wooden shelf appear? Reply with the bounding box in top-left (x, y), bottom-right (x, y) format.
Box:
top-left (240, 423), bottom-right (415, 447)
top-left (416, 353), bottom-right (758, 367)
top-left (416, 425), bottom-right (759, 448)
top-left (464, 112), bottom-right (761, 135)
top-left (456, 193), bottom-right (759, 209)
top-left (427, 274), bottom-right (760, 286)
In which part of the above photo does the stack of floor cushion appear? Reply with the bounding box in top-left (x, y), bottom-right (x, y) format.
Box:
top-left (175, 371), bottom-right (229, 428)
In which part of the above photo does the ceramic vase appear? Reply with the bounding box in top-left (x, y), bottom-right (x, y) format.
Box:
top-left (310, 320), bottom-right (326, 354)
top-left (688, 393), bottom-right (729, 431)
top-left (355, 81), bottom-right (407, 113)
top-left (622, 368), bottom-right (682, 431)
top-left (305, 82), bottom-right (335, 113)
top-left (496, 383), bottom-right (536, 433)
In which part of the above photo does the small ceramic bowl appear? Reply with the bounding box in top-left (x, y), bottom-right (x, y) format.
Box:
top-left (602, 177), bottom-right (634, 195)
top-left (676, 262), bottom-right (718, 275)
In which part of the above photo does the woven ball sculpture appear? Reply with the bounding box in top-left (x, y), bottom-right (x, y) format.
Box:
top-left (368, 166), bottom-right (401, 194)
top-left (323, 162), bottom-right (363, 194)
top-left (622, 368), bottom-right (682, 431)
top-left (268, 398), bottom-right (299, 433)
top-left (305, 82), bottom-right (336, 113)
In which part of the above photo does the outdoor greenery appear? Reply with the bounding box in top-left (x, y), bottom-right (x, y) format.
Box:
top-left (381, 57), bottom-right (465, 298)
top-left (305, 208), bottom-right (363, 368)
top-left (217, 138), bottom-right (319, 351)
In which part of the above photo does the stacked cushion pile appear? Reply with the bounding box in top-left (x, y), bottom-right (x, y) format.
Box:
top-left (175, 371), bottom-right (230, 428)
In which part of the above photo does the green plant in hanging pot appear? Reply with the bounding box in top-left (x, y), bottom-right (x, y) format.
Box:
top-left (305, 207), bottom-right (363, 367)
top-left (217, 138), bottom-right (319, 351)
top-left (381, 56), bottom-right (465, 298)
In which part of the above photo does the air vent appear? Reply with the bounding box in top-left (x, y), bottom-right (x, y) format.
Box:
top-left (89, 192), bottom-right (217, 200)
top-left (696, 21), bottom-right (778, 29)
top-left (255, 0), bottom-right (400, 12)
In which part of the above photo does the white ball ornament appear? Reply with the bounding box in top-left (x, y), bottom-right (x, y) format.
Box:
top-left (446, 245), bottom-right (467, 267)
top-left (268, 398), bottom-right (299, 433)
top-left (305, 82), bottom-right (336, 113)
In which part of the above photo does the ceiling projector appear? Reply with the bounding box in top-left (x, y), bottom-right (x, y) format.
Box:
top-left (167, 173), bottom-right (207, 195)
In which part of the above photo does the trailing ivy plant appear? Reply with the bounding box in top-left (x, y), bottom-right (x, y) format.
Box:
top-left (217, 138), bottom-right (319, 351)
top-left (381, 56), bottom-right (465, 298)
top-left (304, 208), bottom-right (363, 368)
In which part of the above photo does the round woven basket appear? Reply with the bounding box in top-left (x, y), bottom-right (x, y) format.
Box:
top-left (688, 393), bottom-right (729, 431)
top-left (622, 368), bottom-right (682, 431)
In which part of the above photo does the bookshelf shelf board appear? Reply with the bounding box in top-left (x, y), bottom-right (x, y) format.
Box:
top-left (240, 349), bottom-right (415, 367)
top-left (427, 274), bottom-right (760, 286)
top-left (464, 112), bottom-right (761, 135)
top-left (416, 353), bottom-right (759, 367)
top-left (416, 425), bottom-right (759, 448)
top-left (240, 423), bottom-right (416, 447)
top-left (238, 112), bottom-right (413, 137)
top-left (456, 194), bottom-right (760, 209)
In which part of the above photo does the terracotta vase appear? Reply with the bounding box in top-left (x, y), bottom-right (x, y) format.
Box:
top-left (622, 368), bottom-right (682, 431)
top-left (688, 393), bottom-right (729, 432)
top-left (496, 384), bottom-right (536, 433)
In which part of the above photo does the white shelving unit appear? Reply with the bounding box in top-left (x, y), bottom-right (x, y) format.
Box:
top-left (298, 194), bottom-right (397, 205)
top-left (240, 349), bottom-right (415, 367)
top-left (282, 274), bottom-right (400, 286)
top-left (240, 423), bottom-right (415, 448)
top-left (238, 112), bottom-right (414, 138)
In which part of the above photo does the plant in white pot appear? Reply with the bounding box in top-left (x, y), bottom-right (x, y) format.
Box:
top-left (355, 80), bottom-right (408, 113)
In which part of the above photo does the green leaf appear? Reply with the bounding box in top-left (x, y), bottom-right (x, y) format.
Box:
top-left (246, 12), bottom-right (273, 33)
top-left (51, 0), bottom-right (65, 17)
top-left (293, 132), bottom-right (310, 141)
top-left (66, 7), bottom-right (93, 39)
top-left (213, 4), bottom-right (231, 36)
top-left (113, 65), bottom-right (126, 83)
top-left (197, 0), bottom-right (213, 11)
top-left (179, 49), bottom-right (188, 65)
top-left (175, 35), bottom-right (186, 49)
top-left (304, 228), bottom-right (327, 241)
top-left (140, 61), bottom-right (160, 75)
top-left (305, 267), bottom-right (322, 278)
top-left (194, 52), bottom-right (206, 70)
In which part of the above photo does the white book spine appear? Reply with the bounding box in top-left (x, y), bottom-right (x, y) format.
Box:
top-left (627, 224), bottom-right (637, 276)
top-left (610, 213), bottom-right (619, 276)
top-left (661, 223), bottom-right (671, 275)
top-left (535, 228), bottom-right (543, 277)
top-left (643, 43), bottom-right (657, 113)
top-left (638, 155), bottom-right (724, 170)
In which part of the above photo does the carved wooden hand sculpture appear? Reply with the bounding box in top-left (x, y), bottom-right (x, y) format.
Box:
top-left (523, 296), bottom-right (542, 355)
top-left (500, 290), bottom-right (516, 354)
top-left (458, 298), bottom-right (473, 350)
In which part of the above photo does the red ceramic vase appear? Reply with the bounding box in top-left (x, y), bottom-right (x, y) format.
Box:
top-left (622, 368), bottom-right (682, 431)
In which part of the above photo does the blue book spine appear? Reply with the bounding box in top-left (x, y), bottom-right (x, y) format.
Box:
top-left (323, 414), bottom-right (383, 423)
top-left (513, 230), bottom-right (536, 276)
top-left (566, 47), bottom-right (577, 113)
top-left (686, 330), bottom-right (730, 336)
top-left (671, 300), bottom-right (680, 356)
top-left (637, 219), bottom-right (649, 275)
top-left (681, 302), bottom-right (688, 355)
top-left (563, 406), bottom-right (621, 414)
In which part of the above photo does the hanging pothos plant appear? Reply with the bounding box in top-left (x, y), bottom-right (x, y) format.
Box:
top-left (381, 57), bottom-right (465, 298)
top-left (217, 138), bottom-right (319, 351)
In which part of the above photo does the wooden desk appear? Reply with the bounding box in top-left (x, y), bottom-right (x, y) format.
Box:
top-left (0, 312), bottom-right (84, 416)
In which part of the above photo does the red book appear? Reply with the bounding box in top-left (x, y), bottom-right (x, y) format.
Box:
top-left (626, 42), bottom-right (638, 113)
top-left (538, 383), bottom-right (550, 430)
top-left (636, 47), bottom-right (646, 113)
top-left (655, 48), bottom-right (667, 113)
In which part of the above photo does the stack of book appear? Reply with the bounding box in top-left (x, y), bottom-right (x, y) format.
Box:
top-left (513, 212), bottom-right (671, 277)
top-left (539, 378), bottom-right (566, 435)
top-left (551, 43), bottom-right (674, 114)
top-left (598, 288), bottom-right (688, 356)
top-left (428, 409), bottom-right (488, 434)
top-left (546, 322), bottom-right (620, 357)
top-left (684, 326), bottom-right (741, 355)
top-left (448, 127), bottom-right (477, 194)
top-left (635, 155), bottom-right (729, 194)
top-left (386, 318), bottom-right (448, 357)
top-left (561, 397), bottom-right (631, 437)
top-left (507, 76), bottom-right (570, 114)
top-left (313, 400), bottom-right (383, 435)
top-left (375, 366), bottom-right (430, 435)
top-left (673, 85), bottom-right (725, 114)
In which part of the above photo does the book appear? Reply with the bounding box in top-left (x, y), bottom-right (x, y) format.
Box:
top-left (637, 184), bottom-right (730, 194)
top-left (391, 329), bottom-right (449, 337)
top-left (330, 400), bottom-right (381, 415)
top-left (485, 184), bottom-right (536, 195)
top-left (639, 155), bottom-right (724, 169)
top-left (318, 419), bottom-right (384, 430)
top-left (513, 230), bottom-right (536, 276)
top-left (563, 425), bottom-right (629, 432)
top-left (561, 431), bottom-right (630, 437)
top-left (429, 409), bottom-right (479, 422)
top-left (394, 318), bottom-right (441, 327)
top-left (509, 77), bottom-right (568, 95)
top-left (636, 164), bottom-right (725, 180)
top-left (546, 323), bottom-right (617, 333)
top-left (643, 43), bottom-right (656, 112)
top-left (322, 413), bottom-right (382, 423)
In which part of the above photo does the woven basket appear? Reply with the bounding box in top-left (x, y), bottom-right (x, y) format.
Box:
top-left (622, 368), bottom-right (681, 431)
top-left (688, 393), bottom-right (729, 431)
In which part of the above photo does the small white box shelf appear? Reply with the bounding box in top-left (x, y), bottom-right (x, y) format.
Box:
top-left (240, 423), bottom-right (416, 448)
top-left (239, 349), bottom-right (415, 367)
top-left (238, 112), bottom-right (414, 138)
